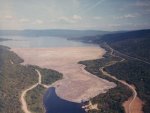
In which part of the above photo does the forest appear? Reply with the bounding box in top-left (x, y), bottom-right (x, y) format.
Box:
top-left (79, 29), bottom-right (150, 113)
top-left (0, 45), bottom-right (63, 113)
top-left (79, 51), bottom-right (132, 113)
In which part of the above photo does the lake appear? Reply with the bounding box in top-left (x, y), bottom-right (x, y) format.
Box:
top-left (0, 36), bottom-right (94, 113)
top-left (44, 87), bottom-right (86, 113)
top-left (0, 36), bottom-right (95, 48)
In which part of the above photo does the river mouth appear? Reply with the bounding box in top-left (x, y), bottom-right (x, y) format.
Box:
top-left (44, 87), bottom-right (86, 113)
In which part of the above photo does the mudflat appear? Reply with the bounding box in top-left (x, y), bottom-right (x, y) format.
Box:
top-left (12, 47), bottom-right (116, 102)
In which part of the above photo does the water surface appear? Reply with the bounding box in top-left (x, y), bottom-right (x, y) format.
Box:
top-left (0, 36), bottom-right (95, 48)
top-left (0, 36), bottom-right (94, 113)
top-left (44, 87), bottom-right (86, 113)
top-left (1, 36), bottom-right (95, 113)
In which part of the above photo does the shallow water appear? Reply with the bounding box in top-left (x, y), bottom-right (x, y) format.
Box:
top-left (44, 87), bottom-right (86, 113)
top-left (0, 36), bottom-right (95, 48)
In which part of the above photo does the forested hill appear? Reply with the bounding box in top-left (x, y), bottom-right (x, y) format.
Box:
top-left (93, 29), bottom-right (150, 62)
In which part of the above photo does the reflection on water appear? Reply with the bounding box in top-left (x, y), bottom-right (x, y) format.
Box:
top-left (44, 87), bottom-right (86, 113)
top-left (0, 36), bottom-right (95, 48)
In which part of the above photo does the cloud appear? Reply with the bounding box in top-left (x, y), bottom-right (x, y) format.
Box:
top-left (4, 15), bottom-right (13, 19)
top-left (58, 15), bottom-right (82, 24)
top-left (124, 14), bottom-right (136, 18)
top-left (107, 24), bottom-right (121, 27)
top-left (73, 15), bottom-right (82, 20)
top-left (19, 18), bottom-right (30, 23)
top-left (93, 16), bottom-right (103, 20)
top-left (58, 16), bottom-right (76, 23)
top-left (33, 19), bottom-right (44, 24)
top-left (113, 13), bottom-right (140, 19)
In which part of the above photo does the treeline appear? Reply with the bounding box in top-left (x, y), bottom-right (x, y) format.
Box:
top-left (94, 29), bottom-right (150, 113)
top-left (79, 29), bottom-right (150, 62)
top-left (25, 67), bottom-right (63, 113)
top-left (79, 52), bottom-right (132, 113)
top-left (78, 29), bottom-right (150, 113)
top-left (96, 30), bottom-right (150, 113)
top-left (0, 45), bottom-right (63, 113)
top-left (96, 29), bottom-right (150, 62)
top-left (26, 85), bottom-right (46, 113)
top-left (106, 59), bottom-right (150, 113)
top-left (36, 67), bottom-right (63, 85)
top-left (0, 45), bottom-right (38, 113)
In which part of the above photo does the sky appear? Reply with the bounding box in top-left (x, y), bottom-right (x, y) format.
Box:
top-left (0, 0), bottom-right (150, 31)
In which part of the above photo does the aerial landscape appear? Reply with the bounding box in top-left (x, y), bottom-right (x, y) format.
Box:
top-left (0, 0), bottom-right (150, 113)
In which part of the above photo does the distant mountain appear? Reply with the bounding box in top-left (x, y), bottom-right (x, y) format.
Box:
top-left (0, 29), bottom-right (110, 38)
top-left (97, 29), bottom-right (150, 43)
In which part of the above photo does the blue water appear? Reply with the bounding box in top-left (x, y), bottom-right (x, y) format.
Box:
top-left (44, 87), bottom-right (86, 113)
top-left (0, 36), bottom-right (94, 48)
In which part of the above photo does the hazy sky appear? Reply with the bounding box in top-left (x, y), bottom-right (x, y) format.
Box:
top-left (0, 0), bottom-right (150, 30)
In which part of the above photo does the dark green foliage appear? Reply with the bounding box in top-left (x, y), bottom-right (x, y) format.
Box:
top-left (106, 60), bottom-right (150, 113)
top-left (26, 85), bottom-right (46, 113)
top-left (89, 84), bottom-right (130, 113)
top-left (99, 29), bottom-right (150, 43)
top-left (109, 38), bottom-right (150, 62)
top-left (80, 29), bottom-right (150, 113)
top-left (96, 30), bottom-right (150, 113)
top-left (79, 52), bottom-right (132, 113)
top-left (94, 29), bottom-right (150, 62)
top-left (37, 68), bottom-right (63, 85)
top-left (92, 30), bottom-right (150, 112)
top-left (79, 53), bottom-right (121, 82)
top-left (25, 67), bottom-right (63, 113)
top-left (0, 45), bottom-right (63, 113)
top-left (0, 46), bottom-right (38, 113)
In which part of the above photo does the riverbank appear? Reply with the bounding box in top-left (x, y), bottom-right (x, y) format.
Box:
top-left (12, 47), bottom-right (116, 103)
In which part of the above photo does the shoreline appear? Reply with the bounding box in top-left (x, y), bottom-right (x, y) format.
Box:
top-left (11, 45), bottom-right (143, 113)
top-left (11, 46), bottom-right (116, 103)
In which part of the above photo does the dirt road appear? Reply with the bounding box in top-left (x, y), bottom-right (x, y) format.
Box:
top-left (103, 43), bottom-right (143, 113)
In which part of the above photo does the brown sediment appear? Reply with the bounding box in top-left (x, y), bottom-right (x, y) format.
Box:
top-left (130, 97), bottom-right (144, 113)
top-left (123, 86), bottom-right (144, 113)
top-left (12, 47), bottom-right (116, 103)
